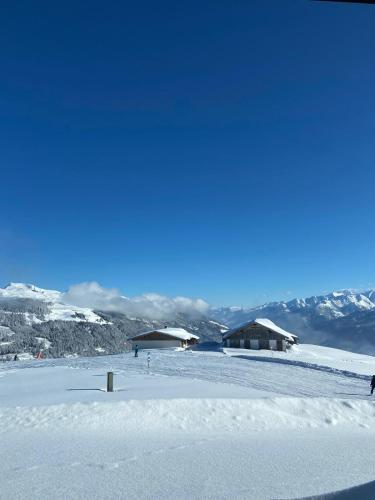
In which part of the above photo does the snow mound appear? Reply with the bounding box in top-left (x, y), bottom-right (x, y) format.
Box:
top-left (1, 397), bottom-right (375, 436)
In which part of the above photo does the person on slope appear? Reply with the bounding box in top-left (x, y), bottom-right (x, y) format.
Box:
top-left (370, 375), bottom-right (375, 395)
top-left (134, 345), bottom-right (139, 358)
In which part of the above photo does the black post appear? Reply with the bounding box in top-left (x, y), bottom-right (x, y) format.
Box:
top-left (107, 371), bottom-right (114, 392)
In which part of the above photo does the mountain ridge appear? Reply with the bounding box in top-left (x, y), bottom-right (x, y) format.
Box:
top-left (0, 283), bottom-right (224, 358)
top-left (211, 288), bottom-right (375, 355)
top-left (1, 283), bottom-right (375, 357)
top-left (211, 288), bottom-right (375, 325)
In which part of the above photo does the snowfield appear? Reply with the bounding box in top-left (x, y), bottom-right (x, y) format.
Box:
top-left (224, 343), bottom-right (375, 377)
top-left (1, 346), bottom-right (375, 499)
top-left (0, 282), bottom-right (109, 324)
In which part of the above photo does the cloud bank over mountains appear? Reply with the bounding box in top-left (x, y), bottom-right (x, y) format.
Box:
top-left (3, 282), bottom-right (375, 355)
top-left (62, 282), bottom-right (209, 320)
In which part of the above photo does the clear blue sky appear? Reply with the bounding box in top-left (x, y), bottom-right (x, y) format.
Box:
top-left (1, 0), bottom-right (374, 306)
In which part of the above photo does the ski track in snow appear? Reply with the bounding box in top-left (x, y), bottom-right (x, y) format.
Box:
top-left (1, 347), bottom-right (371, 400)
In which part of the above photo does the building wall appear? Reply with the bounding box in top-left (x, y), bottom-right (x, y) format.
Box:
top-left (226, 337), bottom-right (287, 351)
top-left (250, 339), bottom-right (259, 350)
top-left (187, 338), bottom-right (199, 345)
top-left (132, 340), bottom-right (182, 349)
top-left (225, 324), bottom-right (291, 351)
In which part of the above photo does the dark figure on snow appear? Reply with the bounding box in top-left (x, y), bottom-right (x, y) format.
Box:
top-left (371, 375), bottom-right (375, 395)
top-left (134, 345), bottom-right (139, 358)
top-left (13, 354), bottom-right (18, 361)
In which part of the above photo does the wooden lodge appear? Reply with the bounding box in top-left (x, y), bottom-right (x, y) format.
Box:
top-left (223, 318), bottom-right (298, 352)
top-left (131, 327), bottom-right (199, 350)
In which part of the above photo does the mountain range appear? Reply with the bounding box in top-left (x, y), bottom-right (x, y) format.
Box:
top-left (211, 289), bottom-right (375, 354)
top-left (0, 283), bottom-right (226, 358)
top-left (1, 283), bottom-right (375, 358)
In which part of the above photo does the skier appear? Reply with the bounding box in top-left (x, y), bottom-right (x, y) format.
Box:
top-left (370, 375), bottom-right (375, 395)
top-left (134, 344), bottom-right (139, 358)
top-left (13, 354), bottom-right (18, 361)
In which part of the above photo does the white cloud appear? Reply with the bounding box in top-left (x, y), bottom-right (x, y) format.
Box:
top-left (62, 282), bottom-right (209, 320)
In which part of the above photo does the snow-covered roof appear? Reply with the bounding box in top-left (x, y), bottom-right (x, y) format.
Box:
top-left (223, 318), bottom-right (297, 341)
top-left (131, 327), bottom-right (199, 341)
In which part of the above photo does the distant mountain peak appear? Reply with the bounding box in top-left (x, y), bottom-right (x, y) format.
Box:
top-left (211, 288), bottom-right (375, 327)
top-left (2, 282), bottom-right (62, 303)
top-left (0, 282), bottom-right (225, 358)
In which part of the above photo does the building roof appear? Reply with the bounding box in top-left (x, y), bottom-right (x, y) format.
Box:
top-left (223, 318), bottom-right (298, 342)
top-left (131, 327), bottom-right (199, 341)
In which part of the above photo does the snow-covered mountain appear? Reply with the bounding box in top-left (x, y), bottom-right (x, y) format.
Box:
top-left (211, 289), bottom-right (375, 354)
top-left (2, 283), bottom-right (375, 357)
top-left (0, 283), bottom-right (225, 358)
top-left (212, 289), bottom-right (375, 326)
top-left (0, 283), bottom-right (109, 324)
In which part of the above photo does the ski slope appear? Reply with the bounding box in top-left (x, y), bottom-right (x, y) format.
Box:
top-left (1, 346), bottom-right (375, 499)
top-left (224, 343), bottom-right (375, 377)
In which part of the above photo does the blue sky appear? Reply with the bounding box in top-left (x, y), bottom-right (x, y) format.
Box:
top-left (1, 0), bottom-right (375, 306)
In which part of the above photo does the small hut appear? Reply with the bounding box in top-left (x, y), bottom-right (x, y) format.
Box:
top-left (131, 327), bottom-right (199, 350)
top-left (223, 318), bottom-right (298, 351)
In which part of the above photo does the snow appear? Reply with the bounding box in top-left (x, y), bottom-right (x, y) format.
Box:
top-left (315, 479), bottom-right (375, 499)
top-left (35, 337), bottom-right (52, 349)
top-left (224, 343), bottom-right (375, 377)
top-left (43, 302), bottom-right (108, 324)
top-left (0, 325), bottom-right (15, 336)
top-left (1, 346), bottom-right (375, 499)
top-left (223, 317), bottom-right (297, 341)
top-left (212, 288), bottom-right (375, 328)
top-left (208, 319), bottom-right (229, 333)
top-left (131, 327), bottom-right (199, 341)
top-left (0, 283), bottom-right (109, 325)
top-left (0, 282), bottom-right (62, 302)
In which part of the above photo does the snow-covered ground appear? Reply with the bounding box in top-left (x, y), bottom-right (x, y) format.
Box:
top-left (1, 347), bottom-right (375, 499)
top-left (225, 343), bottom-right (375, 377)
